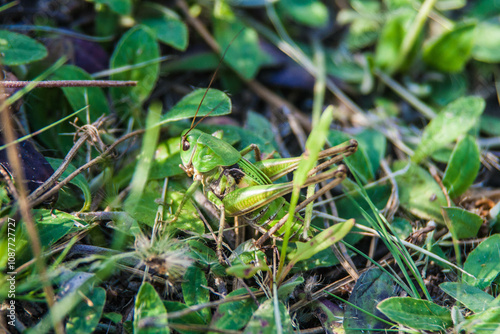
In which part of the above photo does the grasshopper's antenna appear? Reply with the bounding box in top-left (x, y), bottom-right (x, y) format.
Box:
top-left (184, 28), bottom-right (245, 137)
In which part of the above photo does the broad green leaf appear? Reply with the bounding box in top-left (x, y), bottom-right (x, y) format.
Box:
top-left (463, 234), bottom-right (500, 289)
top-left (394, 161), bottom-right (447, 223)
top-left (277, 276), bottom-right (304, 298)
top-left (278, 0), bottom-right (328, 27)
top-left (473, 22), bottom-right (500, 63)
top-left (163, 185), bottom-right (205, 235)
top-left (480, 115), bottom-right (500, 136)
top-left (327, 49), bottom-right (366, 82)
top-left (134, 282), bottom-right (169, 334)
top-left (50, 65), bottom-right (109, 122)
top-left (442, 135), bottom-right (480, 198)
top-left (46, 158), bottom-right (92, 212)
top-left (469, 0), bottom-right (500, 19)
top-left (245, 111), bottom-right (278, 153)
top-left (440, 282), bottom-right (494, 313)
top-left (423, 22), bottom-right (476, 73)
top-left (412, 97), bottom-right (485, 163)
top-left (211, 288), bottom-right (259, 331)
top-left (66, 287), bottom-right (106, 334)
top-left (429, 73), bottom-right (468, 106)
top-left (328, 130), bottom-right (373, 184)
top-left (92, 0), bottom-right (131, 15)
top-left (187, 240), bottom-right (225, 276)
top-left (243, 299), bottom-right (294, 334)
top-left (459, 307), bottom-right (500, 334)
top-left (314, 299), bottom-right (344, 332)
top-left (32, 209), bottom-right (84, 248)
top-left (0, 30), bottom-right (47, 65)
top-left (443, 207), bottom-right (483, 240)
top-left (344, 268), bottom-right (396, 333)
top-left (163, 301), bottom-right (206, 334)
top-left (110, 26), bottom-right (159, 115)
top-left (227, 240), bottom-right (269, 278)
top-left (374, 11), bottom-right (413, 71)
top-left (159, 89), bottom-right (231, 125)
top-left (291, 219), bottom-right (355, 263)
top-left (182, 266), bottom-right (210, 322)
top-left (355, 129), bottom-right (386, 178)
top-left (377, 297), bottom-right (452, 331)
top-left (137, 2), bottom-right (188, 50)
top-left (213, 7), bottom-right (263, 80)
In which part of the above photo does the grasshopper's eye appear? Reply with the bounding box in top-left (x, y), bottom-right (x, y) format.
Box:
top-left (182, 139), bottom-right (190, 151)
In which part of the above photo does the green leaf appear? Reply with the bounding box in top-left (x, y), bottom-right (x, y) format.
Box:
top-left (211, 288), bottom-right (259, 331)
top-left (469, 0), bottom-right (500, 19)
top-left (429, 73), bottom-right (468, 107)
top-left (278, 0), bottom-right (329, 27)
top-left (163, 301), bottom-right (206, 334)
top-left (412, 97), bottom-right (485, 163)
top-left (291, 219), bottom-right (355, 263)
top-left (423, 22), bottom-right (476, 73)
top-left (374, 11), bottom-right (413, 71)
top-left (328, 130), bottom-right (373, 184)
top-left (92, 0), bottom-right (131, 15)
top-left (480, 114), bottom-right (500, 136)
top-left (442, 207), bottom-right (483, 240)
top-left (338, 183), bottom-right (392, 245)
top-left (110, 26), bottom-right (160, 115)
top-left (377, 297), bottom-right (452, 331)
top-left (50, 65), bottom-right (109, 122)
top-left (463, 234), bottom-right (500, 289)
top-left (344, 268), bottom-right (396, 333)
top-left (243, 299), bottom-right (294, 334)
top-left (473, 22), bottom-right (500, 63)
top-left (187, 240), bottom-right (225, 275)
top-left (295, 107), bottom-right (334, 186)
top-left (124, 101), bottom-right (162, 213)
top-left (159, 89), bottom-right (231, 125)
top-left (182, 266), bottom-right (210, 322)
top-left (213, 9), bottom-right (263, 80)
top-left (46, 158), bottom-right (92, 212)
top-left (459, 306), bottom-right (500, 333)
top-left (227, 240), bottom-right (269, 278)
top-left (394, 161), bottom-right (447, 223)
top-left (137, 2), bottom-right (188, 50)
top-left (66, 287), bottom-right (106, 334)
top-left (440, 282), bottom-right (494, 313)
top-left (0, 30), bottom-right (47, 65)
top-left (134, 282), bottom-right (169, 334)
top-left (355, 129), bottom-right (386, 178)
top-left (442, 135), bottom-right (480, 198)
top-left (32, 209), bottom-right (84, 248)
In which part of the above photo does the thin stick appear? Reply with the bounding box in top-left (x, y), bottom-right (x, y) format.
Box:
top-left (0, 80), bottom-right (137, 88)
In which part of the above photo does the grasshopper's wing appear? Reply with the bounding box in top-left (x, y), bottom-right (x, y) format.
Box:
top-left (194, 132), bottom-right (241, 172)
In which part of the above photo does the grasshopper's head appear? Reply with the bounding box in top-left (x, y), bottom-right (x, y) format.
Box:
top-left (180, 128), bottom-right (202, 178)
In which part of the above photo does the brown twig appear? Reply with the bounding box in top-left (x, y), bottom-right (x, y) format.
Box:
top-left (30, 130), bottom-right (144, 207)
top-left (27, 116), bottom-right (108, 202)
top-left (0, 80), bottom-right (137, 88)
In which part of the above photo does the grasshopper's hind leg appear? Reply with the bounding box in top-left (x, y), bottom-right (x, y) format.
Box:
top-left (216, 204), bottom-right (226, 263)
top-left (206, 191), bottom-right (229, 264)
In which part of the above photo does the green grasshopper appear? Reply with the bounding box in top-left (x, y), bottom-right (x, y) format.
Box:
top-left (169, 112), bottom-right (358, 262)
